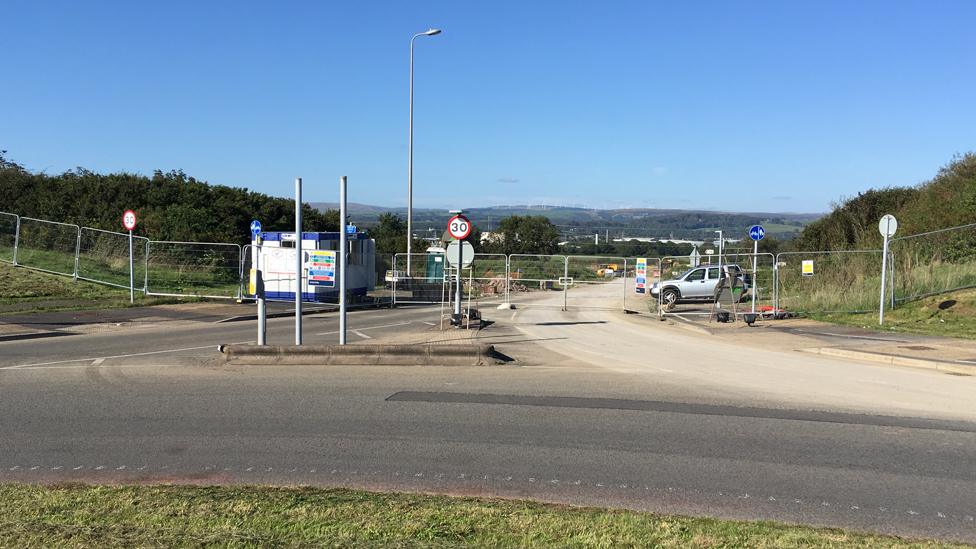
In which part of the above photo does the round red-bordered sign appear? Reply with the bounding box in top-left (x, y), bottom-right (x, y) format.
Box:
top-left (447, 214), bottom-right (472, 240)
top-left (122, 210), bottom-right (137, 231)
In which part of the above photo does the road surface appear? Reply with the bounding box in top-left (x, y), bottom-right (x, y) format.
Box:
top-left (1, 283), bottom-right (974, 543)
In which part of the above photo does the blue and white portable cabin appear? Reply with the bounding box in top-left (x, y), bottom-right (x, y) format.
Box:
top-left (252, 231), bottom-right (376, 302)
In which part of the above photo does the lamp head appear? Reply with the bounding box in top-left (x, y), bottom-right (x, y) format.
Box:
top-left (423, 28), bottom-right (442, 36)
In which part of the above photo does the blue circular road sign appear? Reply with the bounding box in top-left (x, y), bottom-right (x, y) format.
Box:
top-left (749, 225), bottom-right (765, 241)
top-left (250, 220), bottom-right (262, 235)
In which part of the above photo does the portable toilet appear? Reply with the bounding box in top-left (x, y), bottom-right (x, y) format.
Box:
top-left (252, 231), bottom-right (376, 302)
top-left (425, 246), bottom-right (446, 282)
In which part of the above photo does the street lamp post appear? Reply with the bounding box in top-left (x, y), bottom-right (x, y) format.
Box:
top-left (407, 28), bottom-right (441, 279)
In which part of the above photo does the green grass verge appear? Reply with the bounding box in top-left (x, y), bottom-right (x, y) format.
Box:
top-left (810, 288), bottom-right (976, 340)
top-left (0, 262), bottom-right (196, 315)
top-left (0, 484), bottom-right (964, 548)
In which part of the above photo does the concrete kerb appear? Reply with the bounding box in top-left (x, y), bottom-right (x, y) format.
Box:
top-left (219, 343), bottom-right (508, 366)
top-left (798, 347), bottom-right (976, 376)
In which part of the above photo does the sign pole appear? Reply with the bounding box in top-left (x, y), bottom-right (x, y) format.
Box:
top-left (751, 239), bottom-right (758, 314)
top-left (339, 176), bottom-right (348, 345)
top-left (877, 214), bottom-right (898, 326)
top-left (122, 210), bottom-right (137, 304)
top-left (446, 211), bottom-right (472, 327)
top-left (295, 177), bottom-right (303, 346)
top-left (880, 232), bottom-right (890, 326)
top-left (128, 229), bottom-right (134, 304)
top-left (454, 238), bottom-right (462, 326)
top-left (257, 238), bottom-right (266, 345)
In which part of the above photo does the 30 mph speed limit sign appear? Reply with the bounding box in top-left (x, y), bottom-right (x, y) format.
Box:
top-left (447, 214), bottom-right (472, 240)
top-left (122, 210), bottom-right (137, 231)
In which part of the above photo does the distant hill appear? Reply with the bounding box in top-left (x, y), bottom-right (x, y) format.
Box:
top-left (311, 202), bottom-right (823, 241)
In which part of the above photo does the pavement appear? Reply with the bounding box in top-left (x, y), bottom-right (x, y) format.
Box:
top-left (661, 306), bottom-right (976, 375)
top-left (1, 283), bottom-right (976, 543)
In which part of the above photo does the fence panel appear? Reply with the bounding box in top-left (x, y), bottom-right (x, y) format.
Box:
top-left (565, 255), bottom-right (627, 311)
top-left (621, 257), bottom-right (662, 314)
top-left (392, 252), bottom-right (447, 304)
top-left (891, 223), bottom-right (976, 305)
top-left (507, 254), bottom-right (568, 309)
top-left (656, 255), bottom-right (709, 316)
top-left (77, 227), bottom-right (149, 291)
top-left (776, 250), bottom-right (882, 314)
top-left (147, 241), bottom-right (242, 299)
top-left (723, 252), bottom-right (775, 314)
top-left (14, 217), bottom-right (80, 277)
top-left (0, 212), bottom-right (17, 264)
top-left (463, 253), bottom-right (508, 304)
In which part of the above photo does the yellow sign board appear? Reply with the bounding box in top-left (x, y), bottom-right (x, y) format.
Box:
top-left (248, 268), bottom-right (258, 295)
top-left (801, 260), bottom-right (814, 276)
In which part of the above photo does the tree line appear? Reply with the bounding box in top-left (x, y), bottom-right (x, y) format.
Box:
top-left (0, 152), bottom-right (338, 244)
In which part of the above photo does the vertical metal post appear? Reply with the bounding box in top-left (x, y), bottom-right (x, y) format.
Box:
top-left (717, 231), bottom-right (723, 278)
top-left (889, 247), bottom-right (897, 309)
top-left (751, 240), bottom-right (758, 314)
top-left (622, 258), bottom-right (627, 311)
top-left (73, 226), bottom-right (81, 281)
top-left (879, 233), bottom-right (890, 325)
top-left (466, 265), bottom-right (473, 329)
top-left (12, 215), bottom-right (20, 266)
top-left (339, 176), bottom-right (348, 345)
top-left (144, 240), bottom-right (150, 295)
top-left (257, 241), bottom-right (266, 346)
top-left (391, 254), bottom-right (398, 307)
top-left (773, 254), bottom-right (781, 311)
top-left (407, 36), bottom-right (416, 279)
top-left (505, 255), bottom-right (511, 305)
top-left (440, 267), bottom-right (447, 330)
top-left (295, 177), bottom-right (303, 346)
top-left (563, 256), bottom-right (568, 312)
top-left (128, 229), bottom-right (134, 303)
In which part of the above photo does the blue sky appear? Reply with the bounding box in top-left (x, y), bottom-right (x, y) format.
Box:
top-left (3, 1), bottom-right (974, 213)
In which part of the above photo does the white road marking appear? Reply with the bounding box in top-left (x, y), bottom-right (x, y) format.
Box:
top-left (315, 322), bottom-right (412, 336)
top-left (1, 341), bottom-right (253, 370)
top-left (353, 330), bottom-right (372, 340)
top-left (91, 358), bottom-right (105, 366)
top-left (423, 321), bottom-right (436, 326)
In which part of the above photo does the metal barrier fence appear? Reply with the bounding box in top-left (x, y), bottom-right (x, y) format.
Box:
top-left (147, 241), bottom-right (242, 299)
top-left (891, 222), bottom-right (976, 304)
top-left (464, 253), bottom-right (509, 304)
top-left (15, 217), bottom-right (81, 278)
top-left (726, 252), bottom-right (775, 314)
top-left (77, 227), bottom-right (149, 291)
top-left (0, 211), bottom-right (17, 264)
top-left (655, 254), bottom-right (774, 318)
top-left (621, 257), bottom-right (662, 314)
top-left (508, 254), bottom-right (569, 310)
top-left (392, 252), bottom-right (448, 304)
top-left (775, 250), bottom-right (883, 314)
top-left (565, 255), bottom-right (627, 311)
top-left (5, 207), bottom-right (976, 315)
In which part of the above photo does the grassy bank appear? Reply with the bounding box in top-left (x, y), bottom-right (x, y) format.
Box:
top-left (0, 484), bottom-right (964, 548)
top-left (0, 262), bottom-right (190, 315)
top-left (811, 288), bottom-right (976, 340)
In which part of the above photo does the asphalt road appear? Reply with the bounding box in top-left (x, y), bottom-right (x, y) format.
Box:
top-left (0, 304), bottom-right (444, 368)
top-left (1, 286), bottom-right (975, 543)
